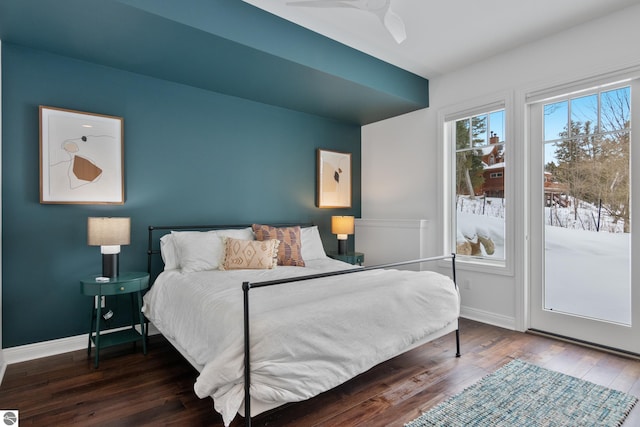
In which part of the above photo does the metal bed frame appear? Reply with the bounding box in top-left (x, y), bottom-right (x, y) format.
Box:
top-left (147, 224), bottom-right (460, 427)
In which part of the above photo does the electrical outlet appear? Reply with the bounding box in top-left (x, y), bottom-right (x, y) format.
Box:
top-left (94, 296), bottom-right (107, 309)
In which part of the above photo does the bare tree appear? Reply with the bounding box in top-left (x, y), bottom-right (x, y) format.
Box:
top-left (455, 118), bottom-right (486, 199)
top-left (550, 86), bottom-right (630, 232)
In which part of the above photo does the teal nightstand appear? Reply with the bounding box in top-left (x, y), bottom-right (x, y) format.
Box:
top-left (80, 272), bottom-right (149, 368)
top-left (328, 251), bottom-right (365, 265)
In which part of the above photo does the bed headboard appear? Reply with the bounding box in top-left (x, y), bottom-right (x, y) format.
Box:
top-left (147, 223), bottom-right (313, 282)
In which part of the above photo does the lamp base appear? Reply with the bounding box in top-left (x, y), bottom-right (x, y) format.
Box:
top-left (102, 253), bottom-right (119, 278)
top-left (337, 239), bottom-right (348, 255)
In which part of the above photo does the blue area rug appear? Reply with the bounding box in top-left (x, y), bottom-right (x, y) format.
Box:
top-left (406, 359), bottom-right (637, 427)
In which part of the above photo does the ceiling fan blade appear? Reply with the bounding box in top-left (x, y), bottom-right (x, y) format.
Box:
top-left (286, 0), bottom-right (356, 8)
top-left (383, 8), bottom-right (406, 43)
top-left (287, 0), bottom-right (406, 43)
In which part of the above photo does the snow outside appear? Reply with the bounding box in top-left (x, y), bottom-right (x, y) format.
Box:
top-left (457, 196), bottom-right (630, 325)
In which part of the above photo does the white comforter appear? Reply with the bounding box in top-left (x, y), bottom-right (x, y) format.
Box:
top-left (142, 258), bottom-right (459, 426)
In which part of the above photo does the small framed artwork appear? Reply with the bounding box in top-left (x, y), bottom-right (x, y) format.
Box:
top-left (39, 106), bottom-right (124, 204)
top-left (317, 148), bottom-right (352, 208)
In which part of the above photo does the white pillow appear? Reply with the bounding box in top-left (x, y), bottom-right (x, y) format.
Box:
top-left (168, 228), bottom-right (255, 272)
top-left (172, 231), bottom-right (222, 273)
top-left (160, 233), bottom-right (179, 270)
top-left (301, 226), bottom-right (327, 260)
top-left (216, 227), bottom-right (255, 241)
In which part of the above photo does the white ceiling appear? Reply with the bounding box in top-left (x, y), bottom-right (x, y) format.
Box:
top-left (243, 0), bottom-right (640, 79)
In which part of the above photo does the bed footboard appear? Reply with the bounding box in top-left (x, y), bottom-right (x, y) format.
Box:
top-left (242, 254), bottom-right (459, 427)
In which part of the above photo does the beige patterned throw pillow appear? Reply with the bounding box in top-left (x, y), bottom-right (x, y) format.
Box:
top-left (220, 237), bottom-right (280, 270)
top-left (252, 224), bottom-right (306, 266)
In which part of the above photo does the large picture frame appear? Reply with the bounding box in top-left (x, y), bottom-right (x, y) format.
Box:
top-left (40, 106), bottom-right (124, 204)
top-left (317, 148), bottom-right (352, 208)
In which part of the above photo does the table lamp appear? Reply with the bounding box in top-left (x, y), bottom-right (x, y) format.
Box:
top-left (331, 215), bottom-right (354, 255)
top-left (87, 217), bottom-right (130, 278)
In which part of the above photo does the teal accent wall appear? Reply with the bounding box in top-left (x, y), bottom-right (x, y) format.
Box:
top-left (1, 43), bottom-right (361, 348)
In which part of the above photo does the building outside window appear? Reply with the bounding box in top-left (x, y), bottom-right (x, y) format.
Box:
top-left (451, 109), bottom-right (506, 261)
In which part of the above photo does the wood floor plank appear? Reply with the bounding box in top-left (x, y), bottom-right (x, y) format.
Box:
top-left (610, 362), bottom-right (640, 393)
top-left (2, 318), bottom-right (639, 426)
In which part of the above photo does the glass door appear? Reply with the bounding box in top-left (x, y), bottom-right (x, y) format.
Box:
top-left (529, 79), bottom-right (640, 354)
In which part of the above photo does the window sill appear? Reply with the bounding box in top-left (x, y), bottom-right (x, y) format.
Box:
top-left (439, 256), bottom-right (514, 277)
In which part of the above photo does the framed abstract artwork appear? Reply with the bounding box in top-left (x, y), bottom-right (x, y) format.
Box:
top-left (317, 148), bottom-right (351, 208)
top-left (39, 106), bottom-right (124, 204)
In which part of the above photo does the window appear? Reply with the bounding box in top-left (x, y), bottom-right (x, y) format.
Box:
top-left (449, 109), bottom-right (506, 261)
top-left (543, 86), bottom-right (630, 232)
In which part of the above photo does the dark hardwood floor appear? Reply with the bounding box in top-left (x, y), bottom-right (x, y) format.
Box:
top-left (2, 318), bottom-right (639, 426)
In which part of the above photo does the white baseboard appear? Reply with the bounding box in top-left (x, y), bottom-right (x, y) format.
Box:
top-left (3, 324), bottom-right (160, 366)
top-left (4, 333), bottom-right (87, 365)
top-left (0, 354), bottom-right (6, 386)
top-left (460, 305), bottom-right (516, 330)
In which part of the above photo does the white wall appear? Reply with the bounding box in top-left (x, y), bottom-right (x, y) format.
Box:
top-left (362, 4), bottom-right (640, 330)
top-left (0, 39), bottom-right (5, 382)
top-left (355, 219), bottom-right (430, 268)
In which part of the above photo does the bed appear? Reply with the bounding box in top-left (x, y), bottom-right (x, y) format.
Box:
top-left (142, 223), bottom-right (460, 426)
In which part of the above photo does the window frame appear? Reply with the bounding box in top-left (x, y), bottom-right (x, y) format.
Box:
top-left (437, 93), bottom-right (515, 276)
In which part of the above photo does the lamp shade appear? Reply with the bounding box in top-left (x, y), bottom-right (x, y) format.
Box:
top-left (331, 216), bottom-right (355, 235)
top-left (87, 217), bottom-right (131, 246)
